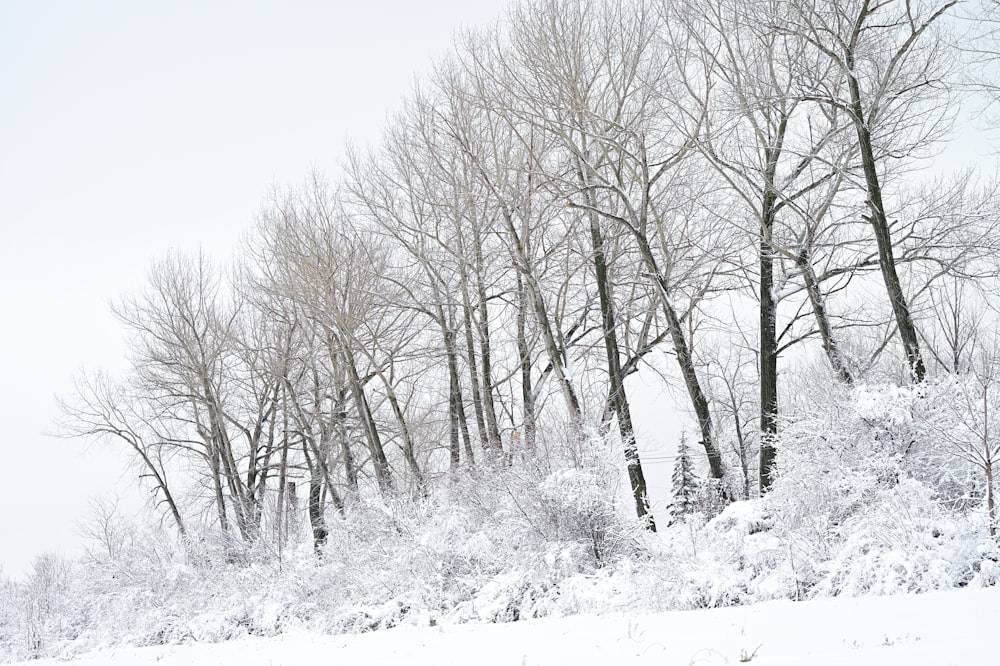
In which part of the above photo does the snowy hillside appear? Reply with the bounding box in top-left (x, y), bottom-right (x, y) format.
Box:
top-left (12, 588), bottom-right (999, 666)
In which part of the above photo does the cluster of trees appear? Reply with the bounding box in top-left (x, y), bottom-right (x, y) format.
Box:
top-left (62, 0), bottom-right (1000, 551)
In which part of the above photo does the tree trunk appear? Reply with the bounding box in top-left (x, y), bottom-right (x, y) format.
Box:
top-left (380, 376), bottom-right (426, 494)
top-left (244, 383), bottom-right (280, 538)
top-left (986, 456), bottom-right (996, 539)
top-left (275, 385), bottom-right (290, 549)
top-left (205, 430), bottom-right (230, 533)
top-left (447, 361), bottom-right (462, 469)
top-left (588, 214), bottom-right (655, 529)
top-left (444, 329), bottom-right (475, 467)
top-left (460, 280), bottom-right (492, 452)
top-left (984, 384), bottom-right (996, 538)
top-left (301, 420), bottom-right (343, 554)
top-left (134, 444), bottom-right (186, 538)
top-left (658, 289), bottom-right (726, 483)
top-left (343, 347), bottom-right (392, 491)
top-left (203, 388), bottom-right (250, 540)
top-left (473, 223), bottom-right (503, 451)
top-left (759, 192), bottom-right (779, 493)
top-left (635, 236), bottom-right (725, 483)
top-left (516, 271), bottom-right (537, 452)
top-left (306, 472), bottom-right (328, 554)
top-left (846, 67), bottom-right (925, 382)
top-left (801, 258), bottom-right (854, 384)
top-left (341, 423), bottom-right (359, 494)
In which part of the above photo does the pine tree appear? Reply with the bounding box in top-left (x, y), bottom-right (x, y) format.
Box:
top-left (668, 433), bottom-right (699, 525)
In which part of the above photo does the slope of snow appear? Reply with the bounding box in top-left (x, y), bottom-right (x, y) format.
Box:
top-left (14, 587), bottom-right (998, 666)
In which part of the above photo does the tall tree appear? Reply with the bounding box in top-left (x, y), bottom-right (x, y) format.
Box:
top-left (785, 0), bottom-right (961, 382)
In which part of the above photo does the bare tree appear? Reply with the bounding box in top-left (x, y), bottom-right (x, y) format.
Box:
top-left (112, 252), bottom-right (254, 537)
top-left (674, 0), bottom-right (869, 489)
top-left (256, 184), bottom-right (397, 493)
top-left (784, 0), bottom-right (962, 382)
top-left (59, 371), bottom-right (186, 537)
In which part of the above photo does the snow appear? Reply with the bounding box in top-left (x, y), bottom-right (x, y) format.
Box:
top-left (12, 587), bottom-right (999, 666)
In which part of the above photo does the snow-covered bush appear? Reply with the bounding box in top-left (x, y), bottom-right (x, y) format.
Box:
top-left (762, 371), bottom-right (997, 599)
top-left (0, 554), bottom-right (85, 661)
top-left (9, 367), bottom-right (1000, 663)
top-left (0, 432), bottom-right (643, 662)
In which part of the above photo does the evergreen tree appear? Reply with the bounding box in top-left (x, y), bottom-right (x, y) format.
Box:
top-left (668, 433), bottom-right (700, 525)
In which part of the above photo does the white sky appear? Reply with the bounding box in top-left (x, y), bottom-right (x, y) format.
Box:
top-left (0, 0), bottom-right (511, 579)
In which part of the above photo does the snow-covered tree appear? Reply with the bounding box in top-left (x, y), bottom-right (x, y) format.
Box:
top-left (668, 433), bottom-right (701, 525)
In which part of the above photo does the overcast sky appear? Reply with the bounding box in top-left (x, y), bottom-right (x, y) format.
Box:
top-left (0, 0), bottom-right (514, 579)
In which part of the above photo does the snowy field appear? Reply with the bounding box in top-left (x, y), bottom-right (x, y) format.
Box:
top-left (14, 588), bottom-right (998, 666)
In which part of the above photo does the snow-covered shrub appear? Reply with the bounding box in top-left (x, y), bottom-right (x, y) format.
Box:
top-left (969, 538), bottom-right (1000, 587)
top-left (808, 479), bottom-right (979, 596)
top-left (652, 500), bottom-right (794, 608)
top-left (538, 466), bottom-right (623, 563)
top-left (12, 367), bottom-right (1000, 662)
top-left (611, 369), bottom-right (1000, 612)
top-left (763, 370), bottom-right (996, 599)
top-left (0, 553), bottom-right (85, 661)
top-left (0, 427), bottom-right (647, 662)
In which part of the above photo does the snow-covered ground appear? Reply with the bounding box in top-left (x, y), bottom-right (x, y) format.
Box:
top-left (15, 587), bottom-right (998, 666)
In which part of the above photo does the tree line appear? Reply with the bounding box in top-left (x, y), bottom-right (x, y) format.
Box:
top-left (61, 0), bottom-right (1000, 551)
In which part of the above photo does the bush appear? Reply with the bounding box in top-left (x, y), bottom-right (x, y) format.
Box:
top-left (0, 434), bottom-right (641, 662)
top-left (6, 376), bottom-right (1000, 662)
